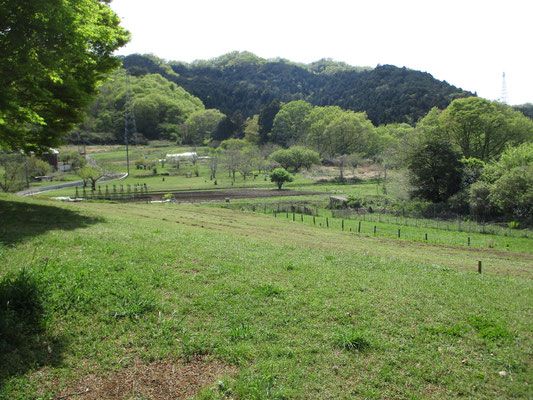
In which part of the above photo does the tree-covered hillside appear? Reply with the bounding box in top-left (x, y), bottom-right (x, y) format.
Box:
top-left (121, 52), bottom-right (473, 125)
top-left (74, 69), bottom-right (204, 143)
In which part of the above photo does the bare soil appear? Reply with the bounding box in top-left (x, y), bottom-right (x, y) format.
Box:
top-left (161, 188), bottom-right (322, 202)
top-left (54, 356), bottom-right (235, 400)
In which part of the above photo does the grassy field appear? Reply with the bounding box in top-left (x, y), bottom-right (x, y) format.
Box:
top-left (216, 205), bottom-right (533, 254)
top-left (1, 194), bottom-right (531, 399)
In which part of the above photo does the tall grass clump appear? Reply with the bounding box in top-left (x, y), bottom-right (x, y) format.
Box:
top-left (333, 327), bottom-right (372, 351)
top-left (0, 267), bottom-right (45, 350)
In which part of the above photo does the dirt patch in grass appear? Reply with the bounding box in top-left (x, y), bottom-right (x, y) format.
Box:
top-left (54, 356), bottom-right (235, 400)
top-left (303, 164), bottom-right (381, 181)
top-left (166, 189), bottom-right (321, 202)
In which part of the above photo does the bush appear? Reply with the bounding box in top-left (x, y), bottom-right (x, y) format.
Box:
top-left (269, 168), bottom-right (293, 190)
top-left (346, 195), bottom-right (365, 209)
top-left (28, 157), bottom-right (51, 177)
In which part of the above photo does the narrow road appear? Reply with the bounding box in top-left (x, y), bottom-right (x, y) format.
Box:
top-left (16, 172), bottom-right (128, 197)
top-left (16, 154), bottom-right (128, 197)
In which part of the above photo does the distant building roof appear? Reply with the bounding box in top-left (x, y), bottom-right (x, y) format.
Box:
top-left (166, 152), bottom-right (197, 159)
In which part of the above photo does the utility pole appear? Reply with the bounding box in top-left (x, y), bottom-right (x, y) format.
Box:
top-left (124, 72), bottom-right (137, 175)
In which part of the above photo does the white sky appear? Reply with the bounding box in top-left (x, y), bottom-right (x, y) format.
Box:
top-left (110, 0), bottom-right (533, 105)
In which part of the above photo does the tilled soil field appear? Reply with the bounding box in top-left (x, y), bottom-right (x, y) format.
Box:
top-left (163, 188), bottom-right (322, 202)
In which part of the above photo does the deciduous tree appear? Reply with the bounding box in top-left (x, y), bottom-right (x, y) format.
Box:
top-left (407, 139), bottom-right (463, 202)
top-left (0, 0), bottom-right (130, 152)
top-left (270, 100), bottom-right (312, 147)
top-left (182, 109), bottom-right (225, 145)
top-left (269, 168), bottom-right (293, 190)
top-left (422, 98), bottom-right (533, 161)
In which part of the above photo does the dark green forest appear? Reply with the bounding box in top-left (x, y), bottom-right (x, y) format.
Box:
top-left (121, 52), bottom-right (473, 126)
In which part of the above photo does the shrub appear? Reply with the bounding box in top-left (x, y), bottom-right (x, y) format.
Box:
top-left (346, 195), bottom-right (365, 209)
top-left (269, 168), bottom-right (293, 190)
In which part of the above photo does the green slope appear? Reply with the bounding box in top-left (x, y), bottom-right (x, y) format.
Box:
top-left (1, 195), bottom-right (531, 399)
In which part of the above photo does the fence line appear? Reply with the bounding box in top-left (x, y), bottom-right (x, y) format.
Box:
top-left (223, 201), bottom-right (531, 240)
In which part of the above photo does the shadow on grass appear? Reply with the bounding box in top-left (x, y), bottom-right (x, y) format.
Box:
top-left (0, 199), bottom-right (104, 246)
top-left (0, 268), bottom-right (67, 385)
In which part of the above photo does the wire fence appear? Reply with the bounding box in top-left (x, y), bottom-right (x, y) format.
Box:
top-left (220, 201), bottom-right (531, 240)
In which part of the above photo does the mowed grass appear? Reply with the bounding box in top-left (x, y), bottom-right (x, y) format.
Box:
top-left (0, 194), bottom-right (532, 399)
top-left (240, 209), bottom-right (533, 254)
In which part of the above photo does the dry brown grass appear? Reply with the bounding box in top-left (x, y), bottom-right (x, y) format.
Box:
top-left (54, 356), bottom-right (235, 400)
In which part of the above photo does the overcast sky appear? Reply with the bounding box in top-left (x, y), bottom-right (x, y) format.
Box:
top-left (110, 0), bottom-right (533, 105)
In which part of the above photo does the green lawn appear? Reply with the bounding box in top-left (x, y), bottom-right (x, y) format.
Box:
top-left (1, 194), bottom-right (531, 399)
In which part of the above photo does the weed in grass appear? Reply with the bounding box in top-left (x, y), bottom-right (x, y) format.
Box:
top-left (424, 324), bottom-right (467, 337)
top-left (230, 321), bottom-right (254, 342)
top-left (285, 263), bottom-right (295, 271)
top-left (333, 327), bottom-right (372, 351)
top-left (180, 328), bottom-right (210, 362)
top-left (110, 290), bottom-right (157, 319)
top-left (256, 284), bottom-right (282, 298)
top-left (233, 371), bottom-right (287, 400)
top-left (468, 316), bottom-right (512, 341)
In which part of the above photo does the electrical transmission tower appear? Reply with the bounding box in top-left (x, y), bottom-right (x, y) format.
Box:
top-left (500, 72), bottom-right (508, 104)
top-left (124, 73), bottom-right (137, 175)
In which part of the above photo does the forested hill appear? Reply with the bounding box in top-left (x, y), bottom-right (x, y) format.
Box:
top-left (121, 52), bottom-right (473, 125)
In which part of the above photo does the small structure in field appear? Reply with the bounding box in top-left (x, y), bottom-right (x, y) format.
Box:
top-left (166, 152), bottom-right (198, 163)
top-left (329, 196), bottom-right (348, 208)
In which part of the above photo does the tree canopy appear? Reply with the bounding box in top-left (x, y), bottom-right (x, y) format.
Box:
top-left (408, 138), bottom-right (464, 202)
top-left (0, 0), bottom-right (130, 152)
top-left (121, 53), bottom-right (472, 126)
top-left (419, 98), bottom-right (533, 161)
top-left (270, 100), bottom-right (313, 147)
top-left (76, 70), bottom-right (204, 143)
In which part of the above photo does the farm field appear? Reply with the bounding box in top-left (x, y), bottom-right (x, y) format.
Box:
top-left (1, 194), bottom-right (532, 399)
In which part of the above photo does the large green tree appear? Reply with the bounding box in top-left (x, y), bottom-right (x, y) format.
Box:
top-left (270, 100), bottom-right (313, 147)
top-left (258, 99), bottom-right (281, 144)
top-left (269, 146), bottom-right (320, 172)
top-left (0, 0), bottom-right (130, 152)
top-left (318, 111), bottom-right (376, 158)
top-left (474, 142), bottom-right (533, 221)
top-left (422, 98), bottom-right (533, 161)
top-left (181, 109), bottom-right (224, 145)
top-left (408, 138), bottom-right (463, 202)
top-left (305, 106), bottom-right (345, 155)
